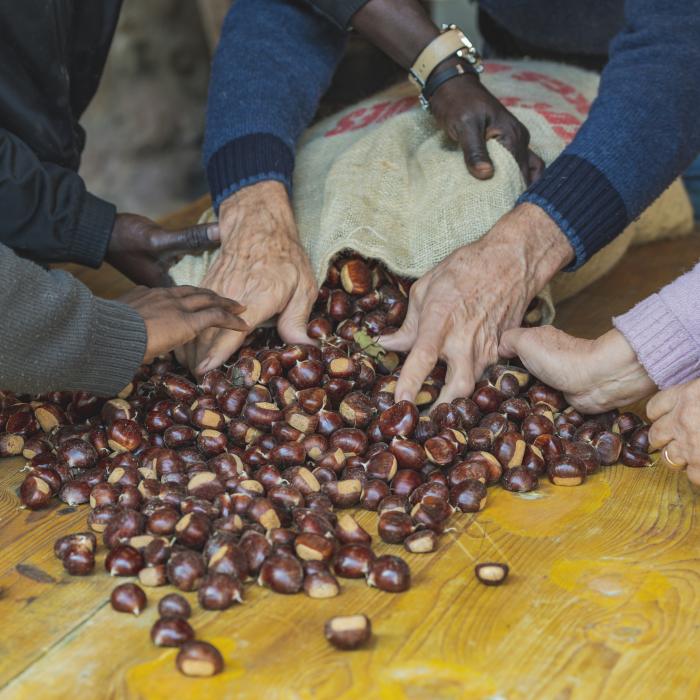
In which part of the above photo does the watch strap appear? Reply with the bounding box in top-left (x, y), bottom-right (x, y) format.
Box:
top-left (410, 26), bottom-right (480, 87)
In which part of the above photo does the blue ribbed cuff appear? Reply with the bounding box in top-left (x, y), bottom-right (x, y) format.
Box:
top-left (518, 154), bottom-right (628, 271)
top-left (206, 133), bottom-right (294, 213)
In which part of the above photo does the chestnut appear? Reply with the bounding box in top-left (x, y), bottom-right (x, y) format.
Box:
top-left (474, 562), bottom-right (509, 586)
top-left (339, 392), bottom-right (375, 428)
top-left (527, 383), bottom-right (565, 411)
top-left (522, 414), bottom-right (555, 443)
top-left (592, 431), bottom-right (623, 466)
top-left (198, 572), bottom-right (243, 609)
top-left (19, 475), bottom-right (53, 510)
top-left (335, 513), bottom-right (372, 545)
top-left (322, 479), bottom-right (362, 507)
top-left (105, 544), bottom-right (144, 576)
top-left (501, 467), bottom-right (539, 493)
top-left (247, 497), bottom-right (282, 531)
top-left (161, 373), bottom-right (198, 403)
top-left (107, 419), bottom-right (143, 453)
top-left (151, 617), bottom-right (195, 647)
top-left (166, 550), bottom-right (206, 591)
top-left (138, 564), bottom-right (168, 587)
top-left (390, 469), bottom-right (423, 498)
top-left (0, 433), bottom-right (25, 458)
top-left (628, 425), bottom-right (650, 453)
top-left (59, 480), bottom-right (91, 506)
top-left (378, 401), bottom-right (419, 439)
top-left (340, 259), bottom-right (372, 295)
top-left (288, 359), bottom-right (324, 390)
top-left (366, 451), bottom-right (398, 481)
top-left (612, 412), bottom-right (644, 436)
top-left (286, 467), bottom-right (321, 495)
top-left (258, 553), bottom-right (304, 594)
top-left (111, 583), bottom-right (147, 614)
top-left (333, 544), bottom-right (376, 579)
top-left (239, 530), bottom-right (272, 575)
top-left (389, 438), bottom-right (426, 471)
top-left (404, 529), bottom-right (438, 554)
top-left (620, 444), bottom-right (653, 468)
top-left (187, 471), bottom-right (224, 501)
top-left (174, 513), bottom-right (211, 550)
top-left (472, 385), bottom-right (506, 414)
top-left (547, 455), bottom-right (587, 486)
top-left (564, 441), bottom-right (601, 475)
top-left (378, 511), bottom-right (414, 544)
top-left (451, 397), bottom-right (481, 430)
top-left (329, 428), bottom-right (368, 456)
top-left (294, 532), bottom-right (335, 562)
top-left (304, 571), bottom-right (341, 599)
top-left (424, 436), bottom-right (457, 466)
top-left (324, 614), bottom-right (372, 650)
top-left (360, 479), bottom-right (390, 511)
top-left (492, 432), bottom-right (527, 469)
top-left (176, 641), bottom-right (224, 677)
top-left (158, 593), bottom-right (191, 619)
top-left (57, 437), bottom-right (97, 470)
top-left (449, 479), bottom-right (487, 512)
top-left (63, 546), bottom-right (96, 576)
top-left (54, 532), bottom-right (97, 560)
top-left (367, 555), bottom-right (411, 593)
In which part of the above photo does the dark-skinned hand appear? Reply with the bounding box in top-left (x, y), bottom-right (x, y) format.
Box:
top-left (119, 286), bottom-right (248, 363)
top-left (429, 71), bottom-right (545, 186)
top-left (106, 214), bottom-right (220, 287)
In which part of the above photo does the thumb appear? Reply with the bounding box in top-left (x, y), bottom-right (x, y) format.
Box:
top-left (457, 118), bottom-right (494, 180)
top-left (498, 327), bottom-right (529, 358)
top-left (158, 223), bottom-right (221, 252)
top-left (277, 283), bottom-right (317, 346)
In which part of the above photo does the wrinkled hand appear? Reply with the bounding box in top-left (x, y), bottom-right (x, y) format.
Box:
top-left (119, 286), bottom-right (247, 364)
top-left (178, 181), bottom-right (317, 376)
top-left (380, 203), bottom-right (573, 404)
top-left (648, 378), bottom-right (700, 484)
top-left (430, 71), bottom-right (545, 185)
top-left (106, 214), bottom-right (220, 287)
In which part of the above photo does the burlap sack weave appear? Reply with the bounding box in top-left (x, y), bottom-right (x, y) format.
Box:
top-left (171, 60), bottom-right (693, 316)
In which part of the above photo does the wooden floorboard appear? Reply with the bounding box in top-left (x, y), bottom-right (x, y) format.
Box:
top-left (1, 202), bottom-right (699, 699)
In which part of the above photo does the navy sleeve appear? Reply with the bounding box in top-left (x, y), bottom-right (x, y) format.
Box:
top-left (519, 0), bottom-right (700, 270)
top-left (304, 0), bottom-right (371, 29)
top-left (203, 0), bottom-right (346, 212)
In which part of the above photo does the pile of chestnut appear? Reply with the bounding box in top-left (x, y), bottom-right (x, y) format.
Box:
top-left (2, 255), bottom-right (652, 675)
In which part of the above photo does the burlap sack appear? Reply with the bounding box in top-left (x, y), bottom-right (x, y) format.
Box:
top-left (171, 59), bottom-right (693, 318)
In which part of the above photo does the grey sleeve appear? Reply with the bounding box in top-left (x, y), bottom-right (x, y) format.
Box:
top-left (0, 244), bottom-right (147, 396)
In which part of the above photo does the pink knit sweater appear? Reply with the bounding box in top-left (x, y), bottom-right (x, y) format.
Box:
top-left (613, 261), bottom-right (700, 390)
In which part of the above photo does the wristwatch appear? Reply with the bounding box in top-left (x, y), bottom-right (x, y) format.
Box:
top-left (409, 24), bottom-right (483, 89)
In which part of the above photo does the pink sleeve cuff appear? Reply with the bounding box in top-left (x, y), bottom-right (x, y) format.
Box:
top-left (613, 293), bottom-right (700, 390)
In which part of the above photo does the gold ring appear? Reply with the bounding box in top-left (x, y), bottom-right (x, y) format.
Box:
top-left (663, 446), bottom-right (686, 469)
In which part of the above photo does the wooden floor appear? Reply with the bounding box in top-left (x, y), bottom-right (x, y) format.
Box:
top-left (1, 201), bottom-right (699, 699)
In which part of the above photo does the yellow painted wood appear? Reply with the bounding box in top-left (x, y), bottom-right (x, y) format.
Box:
top-left (1, 206), bottom-right (698, 699)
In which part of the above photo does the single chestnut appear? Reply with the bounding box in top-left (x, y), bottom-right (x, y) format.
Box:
top-left (324, 614), bottom-right (372, 650)
top-left (257, 553), bottom-right (304, 594)
top-left (404, 529), bottom-right (438, 554)
top-left (367, 555), bottom-right (411, 593)
top-left (449, 479), bottom-right (487, 512)
top-left (501, 466), bottom-right (539, 493)
top-left (151, 617), bottom-right (195, 647)
top-left (474, 562), bottom-right (509, 586)
top-left (333, 544), bottom-right (376, 579)
top-left (198, 573), bottom-right (244, 609)
top-left (547, 455), bottom-right (587, 486)
top-left (175, 641), bottom-right (224, 677)
top-left (110, 583), bottom-right (147, 614)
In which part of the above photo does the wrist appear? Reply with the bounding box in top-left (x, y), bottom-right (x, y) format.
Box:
top-left (492, 203), bottom-right (574, 296)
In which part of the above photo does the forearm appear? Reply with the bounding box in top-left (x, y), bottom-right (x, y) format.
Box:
top-left (613, 262), bottom-right (700, 390)
top-left (0, 128), bottom-right (115, 267)
top-left (204, 0), bottom-right (345, 212)
top-left (0, 244), bottom-right (146, 396)
top-left (519, 0), bottom-right (700, 269)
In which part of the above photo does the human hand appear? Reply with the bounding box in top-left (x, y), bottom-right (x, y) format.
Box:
top-left (647, 378), bottom-right (700, 484)
top-left (499, 327), bottom-right (657, 413)
top-left (107, 214), bottom-right (220, 287)
top-left (429, 72), bottom-right (545, 185)
top-left (380, 203), bottom-right (573, 404)
top-left (119, 286), bottom-right (247, 364)
top-left (177, 181), bottom-right (317, 375)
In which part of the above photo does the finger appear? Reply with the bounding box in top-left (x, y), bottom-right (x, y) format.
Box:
top-left (379, 296), bottom-right (421, 352)
top-left (648, 413), bottom-right (674, 451)
top-left (191, 306), bottom-right (250, 335)
top-left (174, 345), bottom-right (188, 367)
top-left (497, 127), bottom-right (531, 185)
top-left (277, 281), bottom-right (318, 346)
top-left (646, 387), bottom-right (680, 422)
top-left (527, 149), bottom-right (545, 184)
top-left (180, 290), bottom-right (246, 314)
top-left (457, 118), bottom-right (494, 180)
top-left (195, 329), bottom-right (247, 377)
top-left (661, 440), bottom-right (687, 470)
top-left (394, 309), bottom-right (448, 402)
top-left (434, 351), bottom-right (476, 405)
top-left (157, 223), bottom-right (221, 252)
top-left (498, 327), bottom-right (530, 359)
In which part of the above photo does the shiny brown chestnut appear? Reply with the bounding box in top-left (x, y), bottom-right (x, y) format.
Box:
top-left (449, 479), bottom-right (487, 512)
top-left (111, 583), bottom-right (147, 614)
top-left (151, 617), bottom-right (195, 647)
top-left (324, 614), bottom-right (372, 650)
top-left (198, 573), bottom-right (244, 609)
top-left (176, 641), bottom-right (224, 677)
top-left (367, 555), bottom-right (411, 593)
top-left (547, 455), bottom-right (587, 486)
top-left (475, 562), bottom-right (509, 586)
top-left (501, 466), bottom-right (539, 492)
top-left (158, 593), bottom-right (192, 619)
top-left (257, 553), bottom-right (304, 594)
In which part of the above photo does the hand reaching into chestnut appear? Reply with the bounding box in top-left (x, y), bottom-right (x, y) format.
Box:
top-left (380, 203), bottom-right (573, 405)
top-left (119, 286), bottom-right (248, 364)
top-left (176, 181), bottom-right (318, 376)
top-left (499, 326), bottom-right (657, 413)
top-left (647, 378), bottom-right (700, 484)
top-left (107, 214), bottom-right (220, 287)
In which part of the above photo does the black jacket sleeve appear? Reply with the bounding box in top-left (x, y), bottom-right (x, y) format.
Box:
top-left (304, 0), bottom-right (370, 28)
top-left (0, 128), bottom-right (116, 268)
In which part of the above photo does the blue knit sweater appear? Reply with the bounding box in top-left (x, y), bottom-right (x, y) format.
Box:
top-left (205, 0), bottom-right (700, 270)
